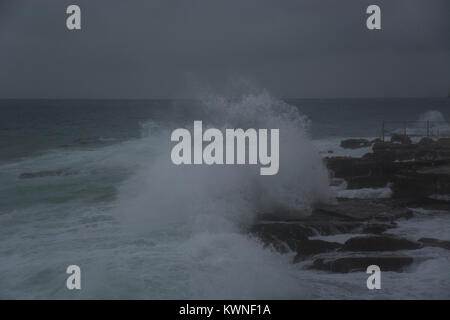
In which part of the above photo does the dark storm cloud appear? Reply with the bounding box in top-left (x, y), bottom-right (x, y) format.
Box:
top-left (0, 0), bottom-right (448, 98)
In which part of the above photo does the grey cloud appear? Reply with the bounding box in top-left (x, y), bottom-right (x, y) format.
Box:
top-left (0, 0), bottom-right (448, 98)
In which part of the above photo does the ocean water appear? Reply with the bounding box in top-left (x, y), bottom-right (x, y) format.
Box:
top-left (0, 94), bottom-right (449, 299)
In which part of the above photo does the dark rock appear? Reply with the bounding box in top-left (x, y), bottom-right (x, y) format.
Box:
top-left (340, 139), bottom-right (371, 149)
top-left (19, 168), bottom-right (78, 179)
top-left (327, 142), bottom-right (450, 200)
top-left (391, 165), bottom-right (450, 199)
top-left (250, 199), bottom-right (414, 258)
top-left (437, 138), bottom-right (450, 149)
top-left (341, 235), bottom-right (422, 252)
top-left (326, 156), bottom-right (410, 179)
top-left (391, 133), bottom-right (412, 145)
top-left (370, 139), bottom-right (450, 162)
top-left (371, 138), bottom-right (382, 144)
top-left (293, 240), bottom-right (342, 262)
top-left (372, 209), bottom-right (413, 222)
top-left (418, 238), bottom-right (450, 250)
top-left (405, 197), bottom-right (450, 211)
top-left (249, 222), bottom-right (311, 252)
top-left (330, 178), bottom-right (345, 187)
top-left (316, 199), bottom-right (413, 222)
top-left (418, 137), bottom-right (434, 146)
top-left (308, 255), bottom-right (414, 273)
top-left (346, 175), bottom-right (390, 189)
top-left (326, 157), bottom-right (374, 178)
top-left (250, 218), bottom-right (360, 253)
top-left (362, 223), bottom-right (396, 234)
top-left (371, 142), bottom-right (417, 161)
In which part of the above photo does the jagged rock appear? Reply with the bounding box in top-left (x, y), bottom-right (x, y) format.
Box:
top-left (371, 138), bottom-right (382, 144)
top-left (392, 165), bottom-right (450, 198)
top-left (249, 218), bottom-right (359, 253)
top-left (326, 156), bottom-right (408, 179)
top-left (370, 142), bottom-right (417, 162)
top-left (19, 168), bottom-right (78, 179)
top-left (437, 138), bottom-right (450, 148)
top-left (346, 175), bottom-right (390, 189)
top-left (361, 223), bottom-right (396, 234)
top-left (391, 133), bottom-right (412, 145)
top-left (405, 197), bottom-right (450, 211)
top-left (308, 255), bottom-right (414, 273)
top-left (340, 139), bottom-right (371, 149)
top-left (326, 157), bottom-right (374, 178)
top-left (250, 200), bottom-right (415, 264)
top-left (249, 222), bottom-right (311, 252)
top-left (316, 199), bottom-right (413, 222)
top-left (418, 137), bottom-right (434, 146)
top-left (293, 240), bottom-right (342, 262)
top-left (370, 139), bottom-right (450, 162)
top-left (341, 235), bottom-right (422, 252)
top-left (418, 238), bottom-right (450, 250)
top-left (328, 138), bottom-right (450, 199)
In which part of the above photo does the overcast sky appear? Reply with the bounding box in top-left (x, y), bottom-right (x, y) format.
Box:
top-left (0, 0), bottom-right (448, 99)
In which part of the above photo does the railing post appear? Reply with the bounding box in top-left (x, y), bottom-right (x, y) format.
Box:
top-left (382, 121), bottom-right (385, 142)
top-left (427, 120), bottom-right (429, 137)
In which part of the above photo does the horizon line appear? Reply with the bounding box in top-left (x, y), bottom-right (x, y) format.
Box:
top-left (0, 96), bottom-right (448, 101)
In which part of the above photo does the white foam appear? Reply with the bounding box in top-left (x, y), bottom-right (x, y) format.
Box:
top-left (429, 194), bottom-right (450, 202)
top-left (336, 185), bottom-right (392, 199)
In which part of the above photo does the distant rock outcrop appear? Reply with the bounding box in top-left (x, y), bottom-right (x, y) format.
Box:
top-left (340, 138), bottom-right (372, 149)
top-left (308, 256), bottom-right (414, 273)
top-left (390, 133), bottom-right (412, 145)
top-left (19, 168), bottom-right (79, 179)
top-left (340, 235), bottom-right (422, 252)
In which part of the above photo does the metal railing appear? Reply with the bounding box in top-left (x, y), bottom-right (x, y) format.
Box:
top-left (381, 121), bottom-right (450, 142)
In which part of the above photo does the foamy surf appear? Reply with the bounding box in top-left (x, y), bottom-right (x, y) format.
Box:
top-left (1, 98), bottom-right (450, 299)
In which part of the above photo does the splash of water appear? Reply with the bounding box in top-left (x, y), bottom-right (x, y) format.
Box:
top-left (113, 90), bottom-right (332, 234)
top-left (418, 110), bottom-right (446, 123)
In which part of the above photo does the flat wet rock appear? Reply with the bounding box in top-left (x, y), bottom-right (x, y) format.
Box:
top-left (327, 137), bottom-right (450, 196)
top-left (249, 136), bottom-right (450, 274)
top-left (293, 240), bottom-right (342, 262)
top-left (308, 255), bottom-right (414, 273)
top-left (19, 168), bottom-right (79, 179)
top-left (250, 199), bottom-right (415, 253)
top-left (316, 199), bottom-right (413, 222)
top-left (418, 238), bottom-right (450, 250)
top-left (340, 138), bottom-right (372, 149)
top-left (392, 166), bottom-right (450, 198)
top-left (250, 222), bottom-right (311, 252)
top-left (361, 223), bottom-right (396, 234)
top-left (341, 235), bottom-right (422, 252)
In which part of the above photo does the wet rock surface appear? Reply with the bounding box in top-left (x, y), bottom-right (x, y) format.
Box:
top-left (308, 255), bottom-right (414, 273)
top-left (340, 235), bottom-right (422, 252)
top-left (340, 139), bottom-right (372, 149)
top-left (418, 238), bottom-right (450, 250)
top-left (361, 223), bottom-right (396, 234)
top-left (293, 240), bottom-right (342, 262)
top-left (327, 138), bottom-right (450, 197)
top-left (19, 168), bottom-right (79, 179)
top-left (249, 136), bottom-right (450, 273)
top-left (390, 133), bottom-right (412, 145)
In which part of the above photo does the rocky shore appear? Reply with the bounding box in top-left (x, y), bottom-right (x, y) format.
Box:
top-left (249, 135), bottom-right (450, 273)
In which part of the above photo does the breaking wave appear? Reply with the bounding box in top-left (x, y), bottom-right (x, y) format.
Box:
top-left (113, 89), bottom-right (332, 234)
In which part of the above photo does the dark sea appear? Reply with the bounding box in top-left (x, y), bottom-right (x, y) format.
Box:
top-left (1, 98), bottom-right (449, 162)
top-left (0, 96), bottom-right (449, 299)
